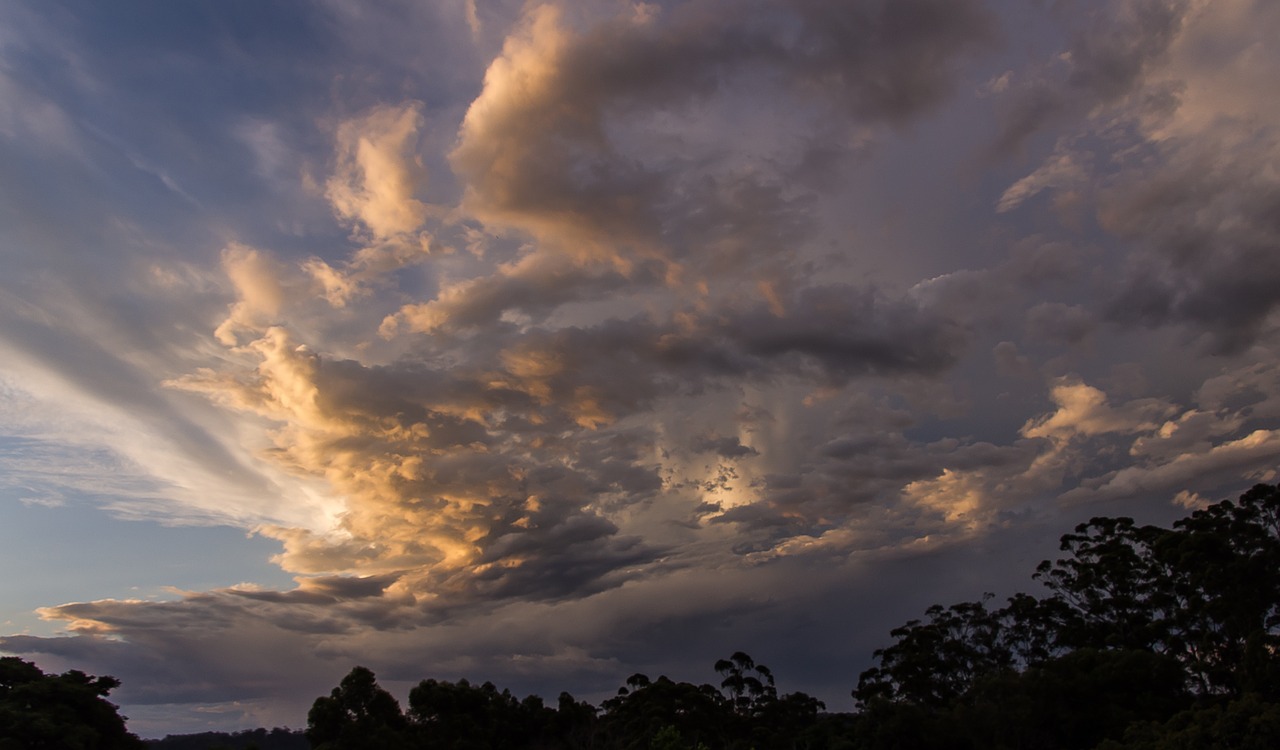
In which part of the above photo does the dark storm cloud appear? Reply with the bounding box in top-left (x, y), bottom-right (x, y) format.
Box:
top-left (1102, 136), bottom-right (1280, 353)
top-left (690, 434), bottom-right (758, 459)
top-left (470, 516), bottom-right (659, 601)
top-left (718, 286), bottom-right (968, 380)
top-left (1025, 302), bottom-right (1097, 345)
top-left (991, 0), bottom-right (1280, 352)
top-left (992, 0), bottom-right (1190, 155)
top-left (478, 283), bottom-right (967, 428)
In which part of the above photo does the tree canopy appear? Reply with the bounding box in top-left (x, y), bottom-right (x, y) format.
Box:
top-left (848, 483), bottom-right (1280, 749)
top-left (303, 650), bottom-right (830, 750)
top-left (0, 656), bottom-right (145, 750)
top-left (289, 484), bottom-right (1280, 749)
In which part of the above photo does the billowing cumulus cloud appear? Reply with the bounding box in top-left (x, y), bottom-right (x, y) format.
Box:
top-left (2, 0), bottom-right (1280, 736)
top-left (450, 0), bottom-right (995, 294)
top-left (327, 103), bottom-right (431, 241)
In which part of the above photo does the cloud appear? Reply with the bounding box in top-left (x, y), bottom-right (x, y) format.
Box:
top-left (172, 318), bottom-right (679, 602)
top-left (1195, 357), bottom-right (1280, 419)
top-left (1022, 378), bottom-right (1176, 443)
top-left (988, 0), bottom-right (1280, 351)
top-left (1024, 303), bottom-right (1097, 345)
top-left (1100, 128), bottom-right (1280, 351)
top-left (7, 1), bottom-right (1280, 737)
top-left (690, 433), bottom-right (758, 459)
top-left (889, 371), bottom-right (1262, 529)
top-left (452, 0), bottom-right (995, 259)
top-left (1061, 428), bottom-right (1280, 504)
top-left (326, 103), bottom-right (431, 240)
top-left (214, 244), bottom-right (292, 346)
top-left (996, 150), bottom-right (1087, 213)
top-left (0, 68), bottom-right (80, 154)
top-left (990, 0), bottom-right (1192, 156)
top-left (383, 251), bottom-right (662, 335)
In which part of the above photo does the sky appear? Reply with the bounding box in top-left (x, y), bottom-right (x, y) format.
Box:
top-left (2, 0), bottom-right (1280, 738)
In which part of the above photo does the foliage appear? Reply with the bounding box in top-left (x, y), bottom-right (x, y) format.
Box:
top-left (599, 673), bottom-right (728, 749)
top-left (1097, 693), bottom-right (1280, 749)
top-left (1035, 483), bottom-right (1280, 695)
top-left (146, 727), bottom-right (308, 750)
top-left (304, 653), bottom-right (828, 750)
top-left (713, 651), bottom-right (776, 715)
top-left (407, 677), bottom-right (557, 749)
top-left (849, 483), bottom-right (1280, 750)
top-left (955, 648), bottom-right (1190, 750)
top-left (0, 656), bottom-right (145, 750)
top-left (305, 666), bottom-right (410, 750)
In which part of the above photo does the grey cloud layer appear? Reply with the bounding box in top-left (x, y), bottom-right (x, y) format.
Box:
top-left (450, 0), bottom-right (994, 288)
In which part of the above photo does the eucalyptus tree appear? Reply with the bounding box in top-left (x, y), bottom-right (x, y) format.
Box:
top-left (0, 656), bottom-right (145, 750)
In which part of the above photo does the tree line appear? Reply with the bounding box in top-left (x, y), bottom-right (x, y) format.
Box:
top-left (6, 484), bottom-right (1280, 749)
top-left (299, 483), bottom-right (1280, 749)
top-left (303, 651), bottom-right (831, 750)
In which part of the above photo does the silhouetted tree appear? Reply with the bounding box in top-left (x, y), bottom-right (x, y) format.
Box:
top-left (1097, 692), bottom-right (1280, 749)
top-left (147, 727), bottom-right (308, 750)
top-left (407, 677), bottom-right (555, 749)
top-left (600, 674), bottom-right (728, 749)
top-left (595, 654), bottom-right (828, 750)
top-left (551, 691), bottom-right (600, 749)
top-left (1035, 484), bottom-right (1280, 695)
top-left (854, 596), bottom-right (1015, 709)
top-left (0, 656), bottom-right (145, 749)
top-left (956, 648), bottom-right (1189, 750)
top-left (713, 652), bottom-right (776, 716)
top-left (306, 666), bottom-right (409, 750)
top-left (850, 483), bottom-right (1280, 749)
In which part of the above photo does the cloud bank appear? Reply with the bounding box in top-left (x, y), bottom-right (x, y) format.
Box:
top-left (2, 0), bottom-right (1280, 735)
